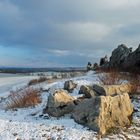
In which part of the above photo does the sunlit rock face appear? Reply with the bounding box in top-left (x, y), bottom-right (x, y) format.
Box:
top-left (72, 93), bottom-right (133, 135)
top-left (44, 89), bottom-right (75, 117)
top-left (92, 83), bottom-right (132, 96)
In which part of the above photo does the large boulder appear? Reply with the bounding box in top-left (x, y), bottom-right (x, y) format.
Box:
top-left (109, 44), bottom-right (131, 67)
top-left (79, 85), bottom-right (96, 98)
top-left (93, 83), bottom-right (132, 96)
top-left (72, 93), bottom-right (133, 135)
top-left (44, 89), bottom-right (75, 117)
top-left (64, 80), bottom-right (77, 93)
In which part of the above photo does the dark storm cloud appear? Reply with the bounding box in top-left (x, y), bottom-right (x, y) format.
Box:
top-left (0, 0), bottom-right (140, 67)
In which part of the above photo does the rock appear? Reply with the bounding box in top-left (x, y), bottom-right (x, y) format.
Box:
top-left (79, 85), bottom-right (96, 98)
top-left (122, 44), bottom-right (140, 72)
top-left (64, 80), bottom-right (77, 93)
top-left (93, 84), bottom-right (132, 96)
top-left (93, 63), bottom-right (99, 70)
top-left (72, 93), bottom-right (133, 135)
top-left (109, 44), bottom-right (131, 67)
top-left (105, 44), bottom-right (140, 72)
top-left (44, 89), bottom-right (75, 117)
top-left (100, 55), bottom-right (108, 66)
top-left (87, 62), bottom-right (93, 71)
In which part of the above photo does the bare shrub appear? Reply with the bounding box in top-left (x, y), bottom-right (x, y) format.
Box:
top-left (28, 76), bottom-right (48, 86)
top-left (129, 73), bottom-right (140, 94)
top-left (6, 88), bottom-right (41, 109)
top-left (97, 69), bottom-right (123, 85)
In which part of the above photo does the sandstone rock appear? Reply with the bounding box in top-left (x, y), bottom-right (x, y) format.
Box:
top-left (79, 85), bottom-right (96, 98)
top-left (64, 80), bottom-right (77, 93)
top-left (93, 83), bottom-right (132, 96)
top-left (44, 89), bottom-right (75, 117)
top-left (72, 93), bottom-right (133, 135)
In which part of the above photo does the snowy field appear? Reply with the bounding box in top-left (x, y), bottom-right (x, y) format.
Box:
top-left (0, 72), bottom-right (139, 140)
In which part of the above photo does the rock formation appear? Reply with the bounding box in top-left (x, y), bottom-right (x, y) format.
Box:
top-left (109, 44), bottom-right (131, 67)
top-left (100, 55), bottom-right (108, 66)
top-left (87, 62), bottom-right (93, 71)
top-left (72, 93), bottom-right (133, 135)
top-left (107, 44), bottom-right (140, 72)
top-left (93, 83), bottom-right (132, 96)
top-left (79, 85), bottom-right (96, 98)
top-left (123, 44), bottom-right (140, 71)
top-left (44, 89), bottom-right (75, 117)
top-left (93, 63), bottom-right (99, 70)
top-left (64, 80), bottom-right (77, 93)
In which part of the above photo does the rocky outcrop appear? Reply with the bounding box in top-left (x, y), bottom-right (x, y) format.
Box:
top-left (87, 62), bottom-right (93, 71)
top-left (109, 44), bottom-right (131, 67)
top-left (107, 44), bottom-right (140, 72)
top-left (72, 93), bottom-right (133, 135)
top-left (79, 85), bottom-right (96, 98)
top-left (100, 55), bottom-right (108, 66)
top-left (93, 83), bottom-right (132, 96)
top-left (44, 89), bottom-right (75, 117)
top-left (64, 80), bottom-right (77, 93)
top-left (123, 45), bottom-right (140, 71)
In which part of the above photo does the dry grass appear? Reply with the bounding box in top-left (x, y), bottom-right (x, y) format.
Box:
top-left (47, 79), bottom-right (56, 84)
top-left (28, 76), bottom-right (48, 86)
top-left (6, 88), bottom-right (41, 109)
top-left (97, 68), bottom-right (140, 94)
top-left (97, 69), bottom-right (123, 85)
top-left (129, 73), bottom-right (140, 94)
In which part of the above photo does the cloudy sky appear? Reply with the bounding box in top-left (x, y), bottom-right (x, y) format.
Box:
top-left (0, 0), bottom-right (140, 67)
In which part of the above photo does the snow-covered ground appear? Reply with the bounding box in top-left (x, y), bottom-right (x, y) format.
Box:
top-left (0, 71), bottom-right (139, 140)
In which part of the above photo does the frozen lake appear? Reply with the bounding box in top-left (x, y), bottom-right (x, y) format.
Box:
top-left (0, 73), bottom-right (25, 78)
top-left (0, 73), bottom-right (36, 96)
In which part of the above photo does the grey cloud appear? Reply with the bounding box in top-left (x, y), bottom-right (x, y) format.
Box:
top-left (0, 0), bottom-right (140, 67)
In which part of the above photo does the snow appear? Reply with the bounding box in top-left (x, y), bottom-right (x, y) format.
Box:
top-left (0, 71), bottom-right (139, 140)
top-left (0, 74), bottom-right (37, 98)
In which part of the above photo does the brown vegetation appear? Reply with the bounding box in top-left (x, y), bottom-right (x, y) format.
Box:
top-left (97, 68), bottom-right (140, 94)
top-left (6, 88), bottom-right (41, 109)
top-left (129, 73), bottom-right (140, 94)
top-left (97, 69), bottom-right (123, 85)
top-left (28, 76), bottom-right (48, 86)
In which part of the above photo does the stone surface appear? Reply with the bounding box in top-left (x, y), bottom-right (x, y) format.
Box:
top-left (44, 89), bottom-right (75, 117)
top-left (87, 62), bottom-right (92, 71)
top-left (109, 44), bottom-right (131, 67)
top-left (100, 55), bottom-right (108, 66)
top-left (93, 84), bottom-right (132, 96)
top-left (122, 44), bottom-right (140, 71)
top-left (79, 85), bottom-right (96, 98)
top-left (72, 93), bottom-right (133, 135)
top-left (64, 80), bottom-right (77, 93)
top-left (105, 44), bottom-right (140, 72)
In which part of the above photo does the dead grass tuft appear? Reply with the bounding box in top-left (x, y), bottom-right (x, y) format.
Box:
top-left (97, 68), bottom-right (140, 94)
top-left (6, 88), bottom-right (41, 109)
top-left (28, 76), bottom-right (48, 86)
top-left (129, 73), bottom-right (140, 94)
top-left (97, 69), bottom-right (123, 85)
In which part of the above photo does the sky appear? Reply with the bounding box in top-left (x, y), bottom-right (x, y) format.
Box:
top-left (0, 0), bottom-right (140, 67)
